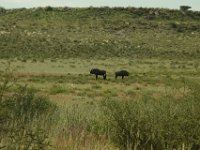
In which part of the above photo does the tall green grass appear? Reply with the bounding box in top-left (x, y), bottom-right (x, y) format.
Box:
top-left (101, 84), bottom-right (200, 149)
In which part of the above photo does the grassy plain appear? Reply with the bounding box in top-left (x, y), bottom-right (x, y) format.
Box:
top-left (1, 58), bottom-right (200, 103)
top-left (1, 58), bottom-right (200, 149)
top-left (1, 7), bottom-right (200, 150)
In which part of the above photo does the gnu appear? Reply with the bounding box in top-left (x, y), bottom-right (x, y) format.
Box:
top-left (115, 70), bottom-right (129, 79)
top-left (90, 68), bottom-right (106, 80)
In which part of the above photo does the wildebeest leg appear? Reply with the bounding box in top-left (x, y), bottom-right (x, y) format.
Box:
top-left (115, 75), bottom-right (117, 79)
top-left (103, 75), bottom-right (106, 80)
top-left (122, 76), bottom-right (124, 79)
top-left (96, 75), bottom-right (98, 80)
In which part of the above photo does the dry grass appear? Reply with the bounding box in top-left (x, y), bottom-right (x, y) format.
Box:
top-left (54, 129), bottom-right (116, 150)
top-left (1, 58), bottom-right (199, 104)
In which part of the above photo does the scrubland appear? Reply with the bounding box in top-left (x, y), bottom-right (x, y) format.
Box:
top-left (0, 7), bottom-right (200, 150)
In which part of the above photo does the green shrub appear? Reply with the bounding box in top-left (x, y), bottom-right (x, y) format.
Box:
top-left (102, 99), bottom-right (153, 149)
top-left (8, 87), bottom-right (56, 121)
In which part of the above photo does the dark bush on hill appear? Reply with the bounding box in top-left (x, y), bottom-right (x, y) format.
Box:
top-left (0, 7), bottom-right (6, 13)
top-left (44, 6), bottom-right (54, 11)
top-left (180, 5), bottom-right (191, 12)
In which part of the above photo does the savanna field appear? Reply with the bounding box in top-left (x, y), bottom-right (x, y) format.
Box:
top-left (0, 7), bottom-right (200, 149)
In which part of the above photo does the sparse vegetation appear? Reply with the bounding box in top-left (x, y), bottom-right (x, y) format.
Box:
top-left (0, 7), bottom-right (200, 59)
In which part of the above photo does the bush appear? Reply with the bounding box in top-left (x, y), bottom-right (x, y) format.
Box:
top-left (7, 87), bottom-right (56, 121)
top-left (101, 84), bottom-right (200, 149)
top-left (102, 99), bottom-right (159, 149)
top-left (180, 6), bottom-right (191, 12)
top-left (0, 86), bottom-right (57, 149)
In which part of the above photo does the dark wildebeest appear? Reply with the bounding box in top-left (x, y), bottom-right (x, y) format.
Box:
top-left (115, 70), bottom-right (129, 79)
top-left (90, 68), bottom-right (106, 80)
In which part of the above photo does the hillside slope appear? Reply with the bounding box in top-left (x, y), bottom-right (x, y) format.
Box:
top-left (0, 7), bottom-right (200, 59)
